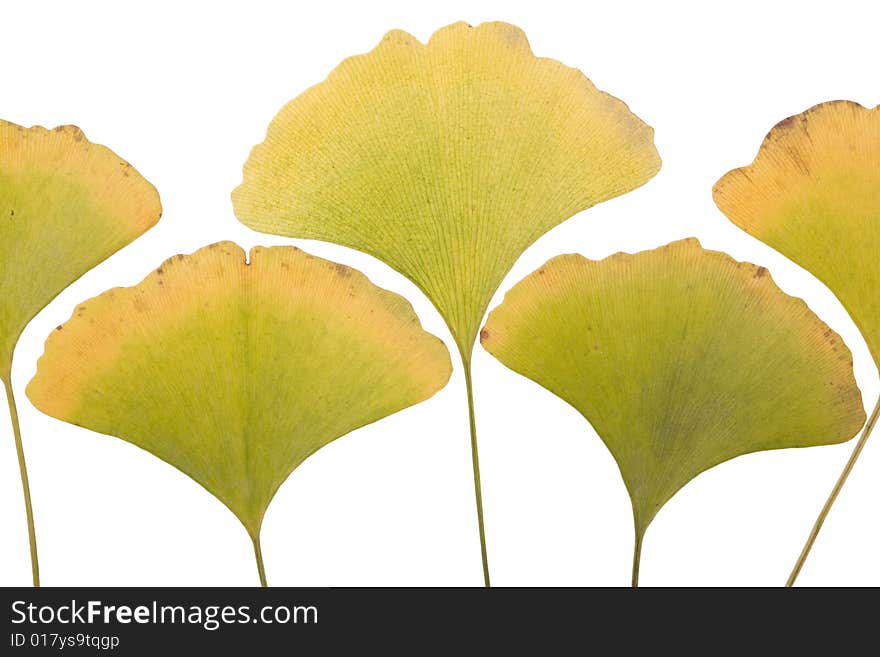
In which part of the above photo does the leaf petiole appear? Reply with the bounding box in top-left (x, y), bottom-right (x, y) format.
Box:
top-left (787, 394), bottom-right (880, 586)
top-left (251, 535), bottom-right (267, 587)
top-left (3, 371), bottom-right (40, 586)
top-left (463, 357), bottom-right (490, 587)
top-left (632, 528), bottom-right (644, 588)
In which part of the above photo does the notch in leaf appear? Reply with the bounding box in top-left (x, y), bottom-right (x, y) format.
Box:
top-left (232, 21), bottom-right (661, 584)
top-left (480, 239), bottom-right (864, 586)
top-left (713, 101), bottom-right (880, 584)
top-left (26, 242), bottom-right (452, 585)
top-left (1, 121), bottom-right (161, 585)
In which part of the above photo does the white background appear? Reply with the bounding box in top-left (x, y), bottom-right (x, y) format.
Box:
top-left (1, 0), bottom-right (878, 587)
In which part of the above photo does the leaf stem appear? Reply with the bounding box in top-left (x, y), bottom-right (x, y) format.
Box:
top-left (463, 357), bottom-right (490, 587)
top-left (252, 535), bottom-right (267, 587)
top-left (787, 393), bottom-right (880, 586)
top-left (632, 528), bottom-right (644, 588)
top-left (3, 372), bottom-right (40, 586)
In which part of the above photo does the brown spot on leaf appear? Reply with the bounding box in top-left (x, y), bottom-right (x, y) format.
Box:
top-left (480, 328), bottom-right (490, 341)
top-left (55, 325), bottom-right (63, 332)
top-left (334, 263), bottom-right (352, 278)
top-left (753, 266), bottom-right (767, 278)
top-left (776, 115), bottom-right (797, 131)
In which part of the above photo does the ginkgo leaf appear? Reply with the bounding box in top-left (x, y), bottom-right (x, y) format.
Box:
top-left (233, 21), bottom-right (660, 355)
top-left (712, 101), bottom-right (880, 584)
top-left (713, 101), bottom-right (880, 361)
top-left (480, 238), bottom-right (864, 586)
top-left (1, 121), bottom-right (161, 372)
top-left (1, 120), bottom-right (161, 586)
top-left (26, 242), bottom-right (452, 585)
top-left (232, 21), bottom-right (660, 585)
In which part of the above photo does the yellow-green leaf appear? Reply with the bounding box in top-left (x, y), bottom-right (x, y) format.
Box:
top-left (713, 100), bottom-right (880, 362)
top-left (26, 242), bottom-right (452, 584)
top-left (232, 21), bottom-right (660, 355)
top-left (713, 100), bottom-right (880, 585)
top-left (232, 21), bottom-right (660, 586)
top-left (2, 120), bottom-right (161, 587)
top-left (480, 239), bottom-right (864, 584)
top-left (1, 121), bottom-right (161, 373)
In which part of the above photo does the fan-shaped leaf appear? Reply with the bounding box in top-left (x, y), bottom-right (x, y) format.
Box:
top-left (1, 121), bottom-right (161, 372)
top-left (232, 20), bottom-right (659, 354)
top-left (713, 101), bottom-right (880, 361)
top-left (480, 239), bottom-right (864, 584)
top-left (713, 100), bottom-right (880, 584)
top-left (232, 21), bottom-right (660, 584)
top-left (1, 120), bottom-right (161, 585)
top-left (26, 242), bottom-right (452, 584)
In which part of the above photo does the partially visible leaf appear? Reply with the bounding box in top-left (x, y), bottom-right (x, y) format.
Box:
top-left (26, 242), bottom-right (452, 584)
top-left (1, 120), bottom-right (161, 586)
top-left (713, 101), bottom-right (880, 360)
top-left (713, 100), bottom-right (880, 584)
top-left (480, 238), bottom-right (864, 584)
top-left (1, 121), bottom-right (161, 373)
